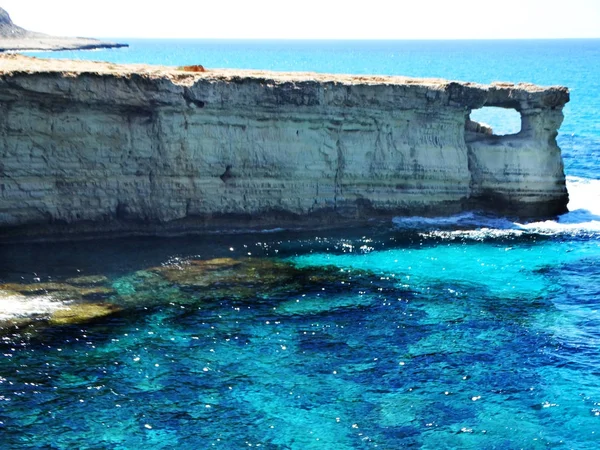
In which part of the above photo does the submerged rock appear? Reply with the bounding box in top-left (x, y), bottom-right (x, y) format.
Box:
top-left (74, 286), bottom-right (115, 299)
top-left (1, 300), bottom-right (120, 335)
top-left (276, 292), bottom-right (376, 316)
top-left (0, 288), bottom-right (121, 332)
top-left (65, 275), bottom-right (110, 286)
top-left (0, 288), bottom-right (65, 323)
top-left (0, 282), bottom-right (115, 300)
top-left (0, 281), bottom-right (117, 334)
top-left (48, 302), bottom-right (122, 326)
top-left (1, 255), bottom-right (405, 334)
top-left (152, 257), bottom-right (299, 289)
top-left (0, 282), bottom-right (82, 294)
top-left (147, 256), bottom-right (393, 309)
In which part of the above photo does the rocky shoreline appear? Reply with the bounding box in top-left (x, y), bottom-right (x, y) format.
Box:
top-left (0, 37), bottom-right (128, 53)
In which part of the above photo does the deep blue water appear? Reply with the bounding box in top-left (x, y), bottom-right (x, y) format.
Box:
top-left (1, 39), bottom-right (600, 448)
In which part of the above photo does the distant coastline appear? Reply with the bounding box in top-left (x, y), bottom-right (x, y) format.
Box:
top-left (0, 7), bottom-right (127, 53)
top-left (0, 38), bottom-right (128, 53)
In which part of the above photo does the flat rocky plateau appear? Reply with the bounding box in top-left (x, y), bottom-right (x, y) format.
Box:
top-left (0, 53), bottom-right (557, 90)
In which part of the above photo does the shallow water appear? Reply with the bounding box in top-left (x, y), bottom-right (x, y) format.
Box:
top-left (1, 212), bottom-right (600, 448)
top-left (2, 39), bottom-right (600, 448)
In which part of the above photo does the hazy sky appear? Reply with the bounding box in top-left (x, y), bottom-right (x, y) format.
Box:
top-left (2, 0), bottom-right (600, 39)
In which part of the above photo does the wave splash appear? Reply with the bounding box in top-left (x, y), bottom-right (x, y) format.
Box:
top-left (392, 176), bottom-right (600, 238)
top-left (0, 292), bottom-right (67, 322)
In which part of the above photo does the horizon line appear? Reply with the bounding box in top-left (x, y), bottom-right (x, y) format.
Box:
top-left (93, 36), bottom-right (600, 42)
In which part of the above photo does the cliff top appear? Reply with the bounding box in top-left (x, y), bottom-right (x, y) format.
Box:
top-left (0, 53), bottom-right (564, 93)
top-left (0, 53), bottom-right (442, 84)
top-left (0, 54), bottom-right (569, 111)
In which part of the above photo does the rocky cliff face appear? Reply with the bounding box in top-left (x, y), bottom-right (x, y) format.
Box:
top-left (0, 55), bottom-right (569, 239)
top-left (0, 7), bottom-right (28, 37)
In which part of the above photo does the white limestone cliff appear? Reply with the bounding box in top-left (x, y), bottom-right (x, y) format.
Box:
top-left (0, 55), bottom-right (569, 239)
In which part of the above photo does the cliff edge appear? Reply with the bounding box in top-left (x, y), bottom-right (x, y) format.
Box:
top-left (0, 55), bottom-right (569, 240)
top-left (0, 7), bottom-right (127, 52)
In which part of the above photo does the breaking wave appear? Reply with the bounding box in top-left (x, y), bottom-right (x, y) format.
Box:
top-left (392, 176), bottom-right (600, 239)
top-left (0, 292), bottom-right (67, 322)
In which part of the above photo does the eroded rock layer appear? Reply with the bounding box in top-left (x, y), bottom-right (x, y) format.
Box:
top-left (0, 55), bottom-right (569, 239)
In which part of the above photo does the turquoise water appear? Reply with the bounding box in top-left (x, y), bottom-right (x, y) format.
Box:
top-left (2, 40), bottom-right (600, 448)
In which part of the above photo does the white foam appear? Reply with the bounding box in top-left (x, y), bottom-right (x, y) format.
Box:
top-left (420, 228), bottom-right (526, 241)
top-left (0, 292), bottom-right (67, 321)
top-left (392, 212), bottom-right (516, 230)
top-left (392, 176), bottom-right (600, 238)
top-left (259, 227), bottom-right (286, 234)
top-left (565, 176), bottom-right (600, 216)
top-left (518, 177), bottom-right (600, 234)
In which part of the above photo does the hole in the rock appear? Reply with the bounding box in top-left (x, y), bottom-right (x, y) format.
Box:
top-left (468, 106), bottom-right (522, 136)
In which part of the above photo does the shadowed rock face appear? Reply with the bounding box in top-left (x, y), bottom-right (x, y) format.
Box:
top-left (0, 7), bottom-right (12, 24)
top-left (0, 7), bottom-right (28, 37)
top-left (0, 55), bottom-right (569, 240)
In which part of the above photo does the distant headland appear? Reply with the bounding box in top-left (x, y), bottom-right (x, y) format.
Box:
top-left (0, 7), bottom-right (127, 52)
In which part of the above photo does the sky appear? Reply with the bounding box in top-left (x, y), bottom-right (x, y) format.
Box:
top-left (2, 0), bottom-right (600, 40)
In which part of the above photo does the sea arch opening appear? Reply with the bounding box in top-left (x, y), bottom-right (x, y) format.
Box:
top-left (467, 106), bottom-right (522, 136)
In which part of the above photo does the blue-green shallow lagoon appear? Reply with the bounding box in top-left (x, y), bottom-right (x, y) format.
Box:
top-left (1, 222), bottom-right (600, 448)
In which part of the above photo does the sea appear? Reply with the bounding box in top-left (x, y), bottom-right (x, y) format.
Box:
top-left (1, 39), bottom-right (599, 449)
